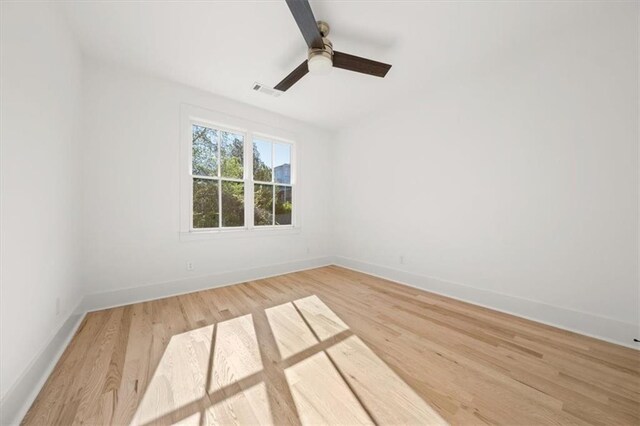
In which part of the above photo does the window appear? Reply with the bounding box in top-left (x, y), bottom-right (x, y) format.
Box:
top-left (253, 139), bottom-right (293, 226)
top-left (182, 105), bottom-right (296, 235)
top-left (191, 125), bottom-right (245, 229)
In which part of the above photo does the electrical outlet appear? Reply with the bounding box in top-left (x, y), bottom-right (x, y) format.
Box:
top-left (186, 261), bottom-right (194, 271)
top-left (399, 255), bottom-right (405, 265)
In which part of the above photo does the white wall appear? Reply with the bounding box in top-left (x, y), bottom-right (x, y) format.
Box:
top-left (0, 2), bottom-right (84, 400)
top-left (333, 3), bottom-right (639, 342)
top-left (0, 3), bottom-right (637, 415)
top-left (80, 61), bottom-right (333, 297)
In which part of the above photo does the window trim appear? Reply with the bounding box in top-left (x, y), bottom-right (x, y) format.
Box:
top-left (180, 104), bottom-right (299, 239)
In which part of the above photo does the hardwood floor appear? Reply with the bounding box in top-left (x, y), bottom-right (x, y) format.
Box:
top-left (23, 266), bottom-right (639, 425)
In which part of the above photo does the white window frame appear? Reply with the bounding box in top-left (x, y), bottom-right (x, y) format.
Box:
top-left (179, 104), bottom-right (299, 240)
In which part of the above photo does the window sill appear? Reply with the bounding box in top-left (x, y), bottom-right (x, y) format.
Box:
top-left (179, 226), bottom-right (301, 241)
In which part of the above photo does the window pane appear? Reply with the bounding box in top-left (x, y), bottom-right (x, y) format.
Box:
top-left (274, 143), bottom-right (291, 184)
top-left (193, 178), bottom-right (218, 228)
top-left (254, 184), bottom-right (273, 226)
top-left (253, 139), bottom-right (273, 182)
top-left (220, 131), bottom-right (244, 179)
top-left (275, 185), bottom-right (292, 225)
top-left (221, 181), bottom-right (244, 227)
top-left (192, 125), bottom-right (217, 177)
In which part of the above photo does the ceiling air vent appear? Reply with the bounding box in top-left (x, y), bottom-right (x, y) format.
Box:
top-left (252, 82), bottom-right (282, 97)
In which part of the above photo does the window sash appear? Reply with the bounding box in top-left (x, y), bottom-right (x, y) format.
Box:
top-left (191, 177), bottom-right (246, 230)
top-left (253, 183), bottom-right (293, 227)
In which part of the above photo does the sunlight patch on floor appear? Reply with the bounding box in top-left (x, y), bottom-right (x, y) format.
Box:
top-left (204, 382), bottom-right (270, 425)
top-left (293, 295), bottom-right (349, 340)
top-left (173, 412), bottom-right (201, 425)
top-left (265, 302), bottom-right (317, 359)
top-left (132, 324), bottom-right (213, 425)
top-left (131, 295), bottom-right (447, 425)
top-left (211, 314), bottom-right (263, 390)
top-left (328, 335), bottom-right (447, 424)
top-left (284, 351), bottom-right (373, 425)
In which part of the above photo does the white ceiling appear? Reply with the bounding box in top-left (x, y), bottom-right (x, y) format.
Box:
top-left (60, 1), bottom-right (592, 131)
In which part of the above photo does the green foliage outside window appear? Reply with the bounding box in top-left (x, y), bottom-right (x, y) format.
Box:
top-left (193, 179), bottom-right (218, 228)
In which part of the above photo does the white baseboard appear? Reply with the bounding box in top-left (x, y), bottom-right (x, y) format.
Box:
top-left (79, 256), bottom-right (334, 313)
top-left (334, 256), bottom-right (638, 349)
top-left (0, 310), bottom-right (86, 426)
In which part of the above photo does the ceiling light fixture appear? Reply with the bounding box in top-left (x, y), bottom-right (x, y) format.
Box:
top-left (307, 50), bottom-right (333, 75)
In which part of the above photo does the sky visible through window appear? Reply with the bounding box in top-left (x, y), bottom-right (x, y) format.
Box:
top-left (253, 139), bottom-right (292, 181)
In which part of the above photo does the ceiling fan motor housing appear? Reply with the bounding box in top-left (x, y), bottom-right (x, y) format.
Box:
top-left (308, 21), bottom-right (333, 61)
top-left (308, 40), bottom-right (333, 61)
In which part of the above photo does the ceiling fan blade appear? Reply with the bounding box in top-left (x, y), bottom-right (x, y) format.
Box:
top-left (274, 60), bottom-right (309, 91)
top-left (333, 51), bottom-right (392, 78)
top-left (285, 0), bottom-right (324, 49)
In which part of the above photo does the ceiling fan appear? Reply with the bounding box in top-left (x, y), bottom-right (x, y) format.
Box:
top-left (273, 0), bottom-right (392, 92)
